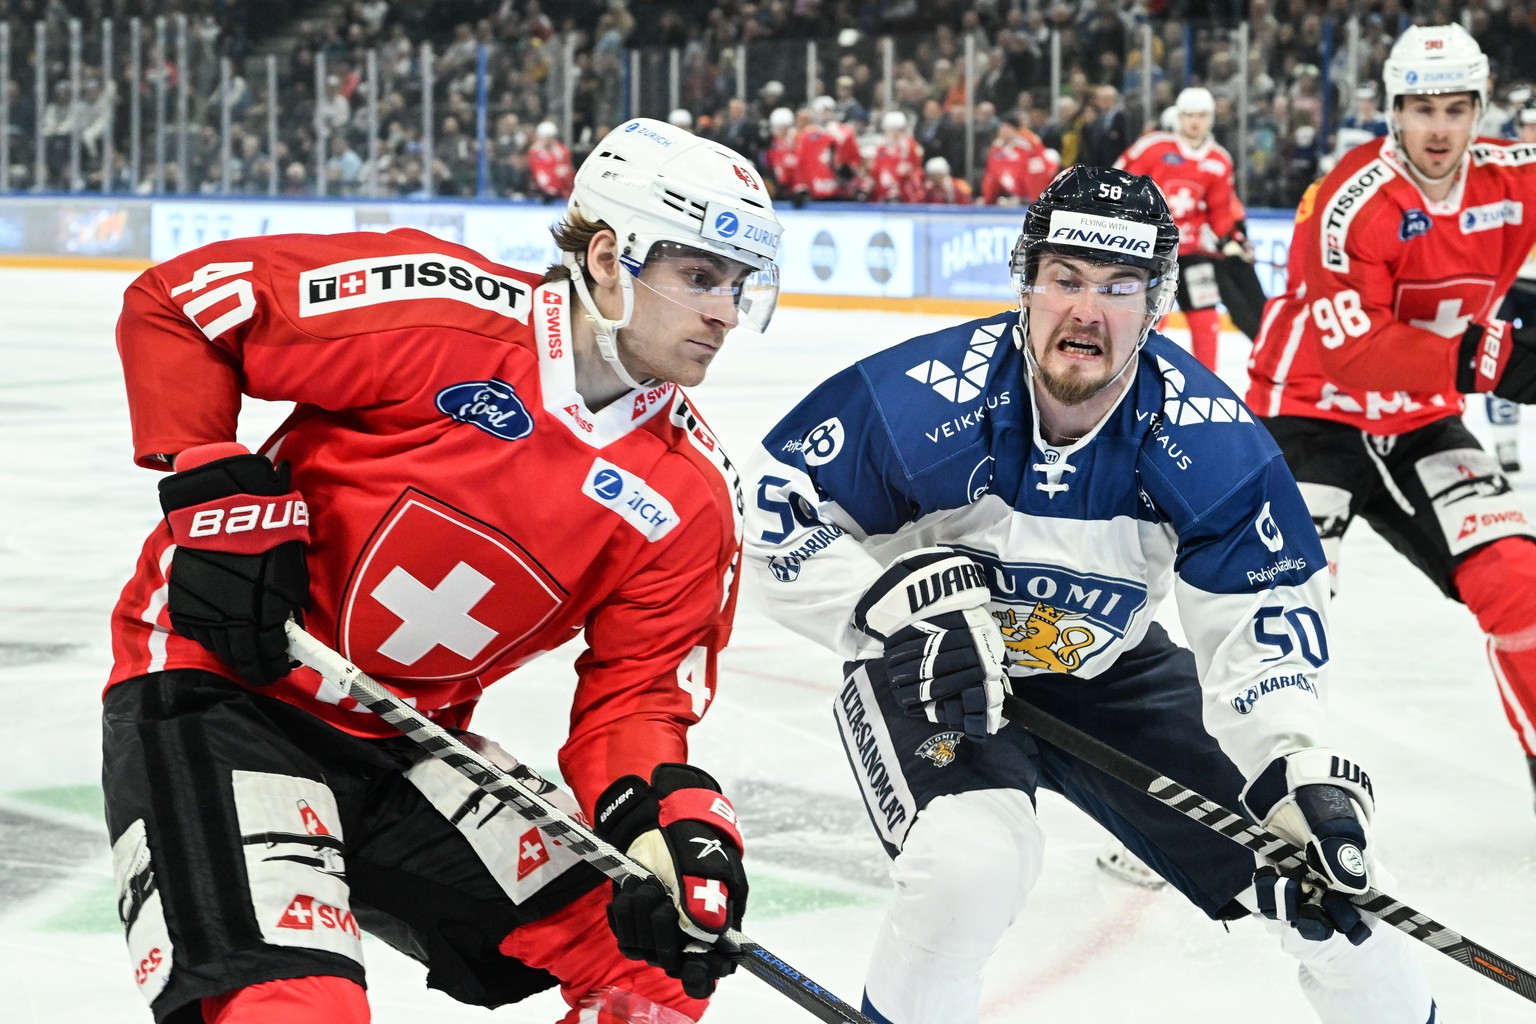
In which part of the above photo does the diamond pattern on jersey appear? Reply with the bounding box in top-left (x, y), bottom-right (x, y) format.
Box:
top-left (1158, 356), bottom-right (1253, 425)
top-left (906, 324), bottom-right (1007, 403)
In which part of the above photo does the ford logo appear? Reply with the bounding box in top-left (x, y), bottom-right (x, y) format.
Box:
top-left (435, 379), bottom-right (535, 441)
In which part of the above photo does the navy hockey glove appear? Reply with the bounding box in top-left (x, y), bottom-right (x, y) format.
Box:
top-left (1240, 747), bottom-right (1375, 895)
top-left (159, 443), bottom-right (310, 686)
top-left (1458, 319), bottom-right (1536, 403)
top-left (594, 764), bottom-right (746, 999)
top-left (1249, 866), bottom-right (1370, 945)
top-left (854, 547), bottom-right (1009, 741)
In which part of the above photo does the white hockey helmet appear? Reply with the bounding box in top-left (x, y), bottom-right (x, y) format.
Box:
top-left (535, 120), bottom-right (558, 139)
top-left (925, 156), bottom-right (951, 176)
top-left (667, 107), bottom-right (693, 129)
top-left (769, 106), bottom-right (795, 130)
top-left (1382, 23), bottom-right (1488, 112)
top-left (1174, 87), bottom-right (1215, 114)
top-left (566, 118), bottom-right (784, 381)
top-left (880, 109), bottom-right (908, 132)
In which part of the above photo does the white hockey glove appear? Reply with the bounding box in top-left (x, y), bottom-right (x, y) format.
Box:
top-left (854, 547), bottom-right (1009, 741)
top-left (1240, 747), bottom-right (1375, 895)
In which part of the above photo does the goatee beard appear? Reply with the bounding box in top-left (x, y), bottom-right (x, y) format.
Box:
top-left (1036, 363), bottom-right (1106, 405)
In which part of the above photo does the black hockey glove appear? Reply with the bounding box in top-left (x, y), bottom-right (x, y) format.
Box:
top-left (854, 547), bottom-right (1009, 741)
top-left (1249, 866), bottom-right (1370, 945)
top-left (1457, 319), bottom-right (1536, 403)
top-left (594, 764), bottom-right (746, 999)
top-left (1240, 747), bottom-right (1375, 896)
top-left (158, 442), bottom-right (310, 686)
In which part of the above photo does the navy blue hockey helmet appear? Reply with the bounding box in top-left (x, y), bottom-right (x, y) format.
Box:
top-left (1011, 165), bottom-right (1180, 321)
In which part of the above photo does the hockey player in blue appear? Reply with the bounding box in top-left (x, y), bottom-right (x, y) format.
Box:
top-left (743, 166), bottom-right (1437, 1022)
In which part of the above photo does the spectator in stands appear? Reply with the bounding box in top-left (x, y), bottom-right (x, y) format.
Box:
top-left (1041, 94), bottom-right (1085, 166)
top-left (324, 132), bottom-right (364, 194)
top-left (1080, 83), bottom-right (1131, 166)
top-left (717, 96), bottom-right (764, 166)
top-left (918, 156), bottom-right (973, 204)
top-left (834, 75), bottom-right (869, 126)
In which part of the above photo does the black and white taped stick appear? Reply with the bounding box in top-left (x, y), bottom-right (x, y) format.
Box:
top-left (285, 621), bottom-right (874, 1024)
top-left (1001, 693), bottom-right (1536, 1004)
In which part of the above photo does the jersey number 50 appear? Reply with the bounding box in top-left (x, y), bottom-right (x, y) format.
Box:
top-left (1253, 605), bottom-right (1329, 667)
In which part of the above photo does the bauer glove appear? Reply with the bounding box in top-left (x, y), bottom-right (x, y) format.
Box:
top-left (594, 764), bottom-right (746, 999)
top-left (1458, 319), bottom-right (1536, 403)
top-left (158, 442), bottom-right (309, 685)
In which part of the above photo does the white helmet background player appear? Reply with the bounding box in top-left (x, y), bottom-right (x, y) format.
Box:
top-left (1382, 23), bottom-right (1489, 178)
top-left (564, 117), bottom-right (784, 389)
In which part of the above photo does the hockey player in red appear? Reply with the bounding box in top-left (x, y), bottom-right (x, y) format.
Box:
top-left (869, 110), bottom-right (925, 204)
top-left (790, 95), bottom-right (862, 204)
top-left (762, 106), bottom-right (799, 197)
top-left (102, 117), bottom-right (783, 1024)
top-left (1246, 24), bottom-right (1536, 802)
top-left (1115, 86), bottom-right (1242, 371)
top-left (917, 156), bottom-right (973, 205)
top-left (527, 119), bottom-right (575, 200)
top-left (979, 112), bottom-right (1058, 205)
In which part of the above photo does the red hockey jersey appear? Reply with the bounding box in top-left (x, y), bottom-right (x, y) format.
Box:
top-left (980, 131), bottom-right (1057, 204)
top-left (1247, 136), bottom-right (1536, 432)
top-left (1115, 131), bottom-right (1238, 256)
top-left (792, 123), bottom-right (861, 200)
top-left (108, 228), bottom-right (743, 810)
top-left (869, 135), bottom-right (924, 204)
top-left (527, 140), bottom-right (575, 199)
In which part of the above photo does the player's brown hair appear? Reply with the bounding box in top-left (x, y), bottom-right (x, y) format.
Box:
top-left (540, 210), bottom-right (611, 286)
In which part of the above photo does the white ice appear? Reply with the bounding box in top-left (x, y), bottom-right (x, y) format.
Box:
top-left (2, 265), bottom-right (1534, 1023)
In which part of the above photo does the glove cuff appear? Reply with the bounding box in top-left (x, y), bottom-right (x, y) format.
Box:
top-left (854, 547), bottom-right (991, 641)
top-left (1457, 320), bottom-right (1506, 394)
top-left (1241, 747), bottom-right (1376, 825)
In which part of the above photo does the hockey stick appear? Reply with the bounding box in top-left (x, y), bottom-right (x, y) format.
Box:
top-left (284, 621), bottom-right (874, 1024)
top-left (1000, 693), bottom-right (1536, 1004)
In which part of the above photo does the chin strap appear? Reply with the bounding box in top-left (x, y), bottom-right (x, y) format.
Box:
top-left (563, 251), bottom-right (652, 392)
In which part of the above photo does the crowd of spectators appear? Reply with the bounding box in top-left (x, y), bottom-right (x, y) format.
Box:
top-left (4, 0), bottom-right (1536, 211)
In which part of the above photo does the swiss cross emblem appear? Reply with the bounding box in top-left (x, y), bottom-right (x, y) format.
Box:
top-left (278, 895), bottom-right (317, 930)
top-left (683, 876), bottom-right (729, 930)
top-left (340, 490), bottom-right (568, 681)
top-left (1393, 278), bottom-right (1495, 338)
top-left (340, 270), bottom-right (367, 296)
top-left (516, 827), bottom-right (550, 879)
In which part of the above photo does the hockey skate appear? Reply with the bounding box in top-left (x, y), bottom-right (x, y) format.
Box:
top-left (1096, 840), bottom-right (1167, 889)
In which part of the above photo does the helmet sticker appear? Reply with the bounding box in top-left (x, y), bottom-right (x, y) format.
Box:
top-left (1045, 210), bottom-right (1157, 258)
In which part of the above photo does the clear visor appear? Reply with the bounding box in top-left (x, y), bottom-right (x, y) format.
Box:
top-left (620, 240), bottom-right (780, 333)
top-left (1011, 242), bottom-right (1177, 318)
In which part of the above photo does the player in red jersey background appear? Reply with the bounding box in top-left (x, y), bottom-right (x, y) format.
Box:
top-left (1115, 86), bottom-right (1242, 372)
top-left (980, 112), bottom-right (1058, 206)
top-left (103, 117), bottom-right (783, 1024)
top-left (528, 119), bottom-right (575, 200)
top-left (1246, 25), bottom-right (1536, 804)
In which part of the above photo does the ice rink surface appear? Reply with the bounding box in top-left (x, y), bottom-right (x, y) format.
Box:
top-left (3, 265), bottom-right (1534, 1023)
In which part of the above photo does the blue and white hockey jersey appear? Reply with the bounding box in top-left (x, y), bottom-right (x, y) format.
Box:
top-left (744, 311), bottom-right (1332, 779)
